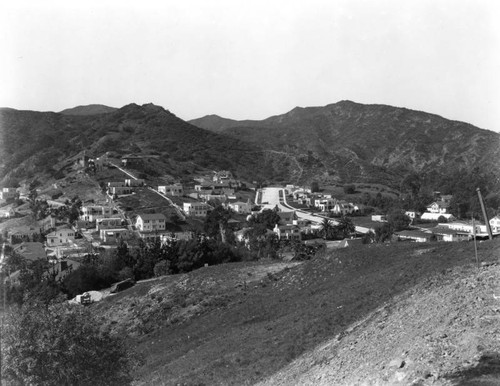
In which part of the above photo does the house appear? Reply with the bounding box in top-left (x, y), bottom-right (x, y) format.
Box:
top-left (159, 231), bottom-right (194, 244)
top-left (371, 215), bottom-right (387, 222)
top-left (227, 201), bottom-right (252, 214)
top-left (273, 224), bottom-right (302, 241)
top-left (183, 202), bottom-right (211, 217)
top-left (81, 205), bottom-right (114, 222)
top-left (431, 227), bottom-right (459, 242)
top-left (277, 211), bottom-right (296, 225)
top-left (46, 226), bottom-right (76, 246)
top-left (100, 228), bottom-right (131, 244)
top-left (96, 217), bottom-right (123, 231)
top-left (158, 184), bottom-right (184, 196)
top-left (332, 201), bottom-right (357, 216)
top-left (405, 211), bottom-right (420, 219)
top-left (314, 198), bottom-right (336, 212)
top-left (420, 212), bottom-right (455, 221)
top-left (135, 213), bottom-right (166, 232)
top-left (125, 179), bottom-right (144, 187)
top-left (426, 200), bottom-right (451, 214)
top-left (108, 186), bottom-right (133, 197)
top-left (0, 206), bottom-right (15, 218)
top-left (490, 215), bottom-right (500, 233)
top-left (395, 230), bottom-right (433, 242)
top-left (0, 187), bottom-right (17, 201)
top-left (8, 225), bottom-right (43, 244)
top-left (13, 242), bottom-right (47, 262)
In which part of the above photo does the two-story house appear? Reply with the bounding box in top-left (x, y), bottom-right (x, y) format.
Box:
top-left (183, 202), bottom-right (211, 217)
top-left (135, 213), bottom-right (167, 232)
top-left (46, 226), bottom-right (76, 246)
top-left (158, 184), bottom-right (184, 196)
top-left (80, 205), bottom-right (114, 222)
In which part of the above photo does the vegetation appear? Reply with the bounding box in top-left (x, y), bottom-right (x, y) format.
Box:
top-left (2, 301), bottom-right (135, 385)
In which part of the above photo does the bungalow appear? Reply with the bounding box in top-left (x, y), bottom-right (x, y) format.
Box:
top-left (135, 213), bottom-right (166, 232)
top-left (46, 226), bottom-right (76, 246)
top-left (8, 225), bottom-right (43, 244)
top-left (395, 230), bottom-right (433, 243)
top-left (13, 242), bottom-right (47, 262)
top-left (158, 184), bottom-right (184, 196)
top-left (421, 212), bottom-right (455, 221)
top-left (183, 202), bottom-right (211, 217)
top-left (277, 210), bottom-right (296, 225)
top-left (431, 227), bottom-right (459, 242)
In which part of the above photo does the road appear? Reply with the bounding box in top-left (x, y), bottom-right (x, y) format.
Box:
top-left (109, 162), bottom-right (186, 221)
top-left (256, 187), bottom-right (372, 234)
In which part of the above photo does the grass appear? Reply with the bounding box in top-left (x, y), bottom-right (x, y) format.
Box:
top-left (96, 239), bottom-right (500, 385)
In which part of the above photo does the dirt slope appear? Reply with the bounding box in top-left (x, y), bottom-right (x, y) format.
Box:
top-left (259, 245), bottom-right (500, 386)
top-left (92, 240), bottom-right (499, 385)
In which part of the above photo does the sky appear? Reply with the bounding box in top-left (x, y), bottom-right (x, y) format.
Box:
top-left (1, 0), bottom-right (499, 132)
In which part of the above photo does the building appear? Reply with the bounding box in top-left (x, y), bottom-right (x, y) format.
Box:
top-left (125, 179), bottom-right (145, 187)
top-left (0, 187), bottom-right (17, 201)
top-left (395, 230), bottom-right (433, 242)
top-left (183, 202), bottom-right (211, 217)
top-left (227, 201), bottom-right (252, 214)
top-left (0, 206), bottom-right (15, 218)
top-left (273, 224), bottom-right (302, 241)
top-left (490, 215), bottom-right (500, 233)
top-left (100, 228), bottom-right (131, 244)
top-left (135, 213), bottom-right (167, 232)
top-left (158, 184), bottom-right (184, 196)
top-left (46, 226), bottom-right (76, 246)
top-left (96, 217), bottom-right (123, 231)
top-left (81, 205), bottom-right (114, 222)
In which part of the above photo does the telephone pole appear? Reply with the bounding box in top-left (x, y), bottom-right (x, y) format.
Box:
top-left (476, 188), bottom-right (493, 240)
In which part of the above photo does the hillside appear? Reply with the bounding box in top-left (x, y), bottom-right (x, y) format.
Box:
top-left (190, 101), bottom-right (500, 185)
top-left (91, 239), bottom-right (500, 385)
top-left (59, 104), bottom-right (118, 115)
top-left (0, 104), bottom-right (288, 185)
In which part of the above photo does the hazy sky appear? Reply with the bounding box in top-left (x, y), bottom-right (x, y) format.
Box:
top-left (2, 0), bottom-right (499, 132)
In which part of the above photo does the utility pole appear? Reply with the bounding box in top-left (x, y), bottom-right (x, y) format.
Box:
top-left (476, 188), bottom-right (493, 240)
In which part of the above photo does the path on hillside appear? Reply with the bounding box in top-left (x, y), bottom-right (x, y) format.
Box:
top-left (109, 162), bottom-right (186, 220)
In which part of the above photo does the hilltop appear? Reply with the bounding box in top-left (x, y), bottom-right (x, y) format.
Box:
top-left (59, 104), bottom-right (118, 115)
top-left (90, 239), bottom-right (500, 385)
top-left (190, 100), bottom-right (500, 185)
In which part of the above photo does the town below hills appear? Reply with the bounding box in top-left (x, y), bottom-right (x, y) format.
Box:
top-left (0, 101), bottom-right (500, 385)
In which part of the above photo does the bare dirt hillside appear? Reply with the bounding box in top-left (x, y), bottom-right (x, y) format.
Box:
top-left (91, 240), bottom-right (499, 385)
top-left (259, 247), bottom-right (500, 385)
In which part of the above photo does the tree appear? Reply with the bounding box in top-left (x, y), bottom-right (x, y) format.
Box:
top-left (204, 205), bottom-right (233, 243)
top-left (335, 216), bottom-right (355, 238)
top-left (387, 210), bottom-right (411, 232)
top-left (3, 302), bottom-right (135, 385)
top-left (320, 218), bottom-right (335, 240)
top-left (247, 209), bottom-right (281, 230)
top-left (311, 181), bottom-right (320, 193)
top-left (343, 184), bottom-right (356, 195)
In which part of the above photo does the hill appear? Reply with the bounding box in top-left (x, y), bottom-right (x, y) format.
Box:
top-left (0, 104), bottom-right (287, 185)
top-left (59, 104), bottom-right (118, 115)
top-left (92, 239), bottom-right (500, 385)
top-left (190, 101), bottom-right (500, 186)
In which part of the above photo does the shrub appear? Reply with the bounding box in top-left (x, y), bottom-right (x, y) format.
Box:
top-left (3, 302), bottom-right (135, 385)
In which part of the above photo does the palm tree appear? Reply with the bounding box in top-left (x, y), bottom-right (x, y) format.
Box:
top-left (335, 216), bottom-right (355, 239)
top-left (321, 218), bottom-right (334, 240)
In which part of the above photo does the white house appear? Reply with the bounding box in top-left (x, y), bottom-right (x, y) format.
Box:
top-left (0, 206), bottom-right (15, 218)
top-left (273, 224), bottom-right (302, 241)
top-left (421, 212), bottom-right (455, 221)
top-left (81, 205), bottom-right (114, 222)
top-left (488, 215), bottom-right (500, 233)
top-left (227, 201), bottom-right (252, 214)
top-left (0, 187), bottom-right (17, 201)
top-left (158, 184), bottom-right (184, 196)
top-left (46, 227), bottom-right (76, 246)
top-left (135, 213), bottom-right (166, 232)
top-left (183, 202), bottom-right (211, 217)
top-left (426, 200), bottom-right (450, 214)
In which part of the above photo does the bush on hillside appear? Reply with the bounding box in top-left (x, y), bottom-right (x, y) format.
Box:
top-left (2, 302), bottom-right (135, 385)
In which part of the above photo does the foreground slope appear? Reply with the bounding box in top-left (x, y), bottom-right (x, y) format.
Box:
top-left (190, 101), bottom-right (500, 184)
top-left (93, 240), bottom-right (500, 385)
